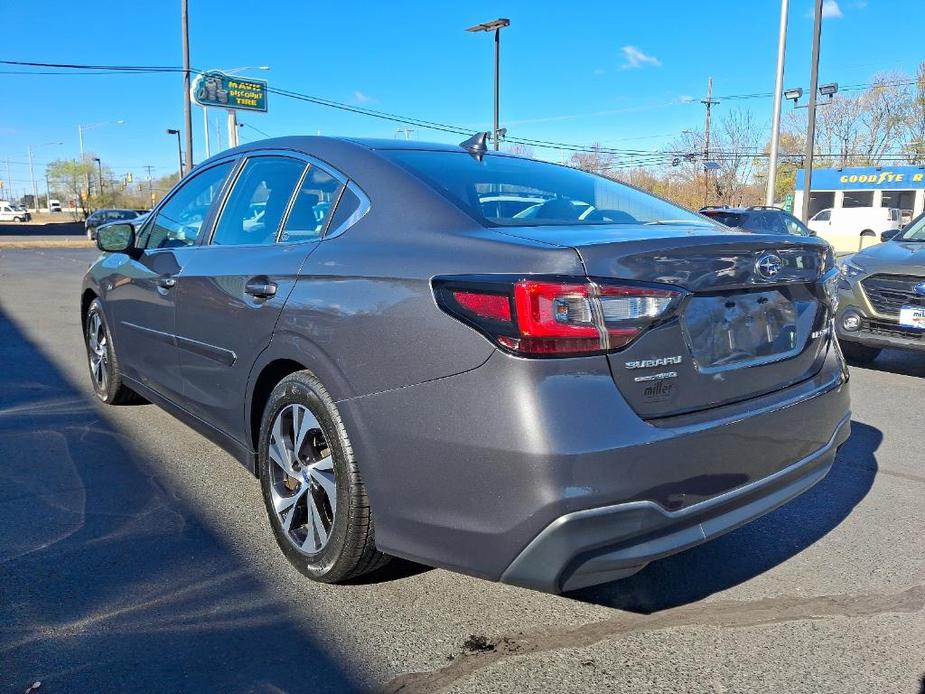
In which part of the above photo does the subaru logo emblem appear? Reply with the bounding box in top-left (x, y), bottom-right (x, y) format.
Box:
top-left (915, 282), bottom-right (925, 296)
top-left (755, 253), bottom-right (784, 279)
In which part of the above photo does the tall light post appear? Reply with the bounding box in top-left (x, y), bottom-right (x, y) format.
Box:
top-left (181, 0), bottom-right (193, 174)
top-left (27, 141), bottom-right (62, 210)
top-left (93, 157), bottom-right (104, 199)
top-left (766, 0), bottom-right (790, 206)
top-left (800, 0), bottom-right (824, 222)
top-left (166, 129), bottom-right (184, 179)
top-left (465, 18), bottom-right (510, 151)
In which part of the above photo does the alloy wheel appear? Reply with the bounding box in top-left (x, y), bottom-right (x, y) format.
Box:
top-left (268, 404), bottom-right (337, 554)
top-left (87, 311), bottom-right (110, 392)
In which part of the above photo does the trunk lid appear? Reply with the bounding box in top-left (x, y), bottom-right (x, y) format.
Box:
top-left (500, 223), bottom-right (835, 417)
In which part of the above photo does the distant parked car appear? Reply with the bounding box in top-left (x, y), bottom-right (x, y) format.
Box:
top-left (85, 209), bottom-right (142, 240)
top-left (0, 202), bottom-right (31, 222)
top-left (700, 206), bottom-right (813, 237)
top-left (835, 211), bottom-right (925, 363)
top-left (808, 206), bottom-right (903, 254)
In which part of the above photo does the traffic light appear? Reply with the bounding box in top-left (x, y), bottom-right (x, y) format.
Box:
top-left (127, 172), bottom-right (133, 183)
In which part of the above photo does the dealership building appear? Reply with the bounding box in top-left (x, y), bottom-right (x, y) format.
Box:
top-left (794, 165), bottom-right (925, 220)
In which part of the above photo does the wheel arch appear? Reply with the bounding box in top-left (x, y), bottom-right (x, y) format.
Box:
top-left (80, 288), bottom-right (98, 325)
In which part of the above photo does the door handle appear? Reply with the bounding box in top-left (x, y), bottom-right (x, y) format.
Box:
top-left (244, 278), bottom-right (278, 299)
top-left (155, 276), bottom-right (176, 289)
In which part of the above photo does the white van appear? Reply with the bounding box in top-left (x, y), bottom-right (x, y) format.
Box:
top-left (48, 199), bottom-right (62, 213)
top-left (807, 206), bottom-right (902, 253)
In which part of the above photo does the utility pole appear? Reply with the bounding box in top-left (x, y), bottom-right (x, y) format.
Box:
top-left (800, 0), bottom-right (824, 223)
top-left (701, 77), bottom-right (718, 207)
top-left (6, 159), bottom-right (13, 202)
top-left (203, 107), bottom-right (211, 158)
top-left (766, 0), bottom-right (790, 206)
top-left (27, 146), bottom-right (37, 210)
top-left (227, 109), bottom-right (239, 148)
top-left (181, 0), bottom-right (194, 174)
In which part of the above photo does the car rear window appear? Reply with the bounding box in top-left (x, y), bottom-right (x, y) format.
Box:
top-left (382, 150), bottom-right (710, 228)
top-left (701, 211), bottom-right (746, 228)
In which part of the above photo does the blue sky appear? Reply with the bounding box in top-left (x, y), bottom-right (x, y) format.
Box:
top-left (1, 0), bottom-right (921, 194)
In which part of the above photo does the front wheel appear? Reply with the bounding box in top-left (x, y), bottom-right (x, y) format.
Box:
top-left (84, 299), bottom-right (145, 404)
top-left (839, 339), bottom-right (881, 364)
top-left (258, 371), bottom-right (389, 583)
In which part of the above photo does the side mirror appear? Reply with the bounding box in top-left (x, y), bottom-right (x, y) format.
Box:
top-left (96, 222), bottom-right (136, 253)
top-left (880, 229), bottom-right (901, 242)
top-left (808, 229), bottom-right (817, 236)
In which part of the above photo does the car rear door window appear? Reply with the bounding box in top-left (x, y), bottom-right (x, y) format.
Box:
top-left (212, 157), bottom-right (306, 246)
top-left (280, 166), bottom-right (342, 243)
top-left (141, 162), bottom-right (234, 249)
top-left (782, 212), bottom-right (811, 236)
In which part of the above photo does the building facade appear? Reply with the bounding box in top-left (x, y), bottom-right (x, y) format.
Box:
top-left (794, 165), bottom-right (925, 222)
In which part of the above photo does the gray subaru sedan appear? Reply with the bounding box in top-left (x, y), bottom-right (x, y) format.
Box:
top-left (81, 136), bottom-right (850, 593)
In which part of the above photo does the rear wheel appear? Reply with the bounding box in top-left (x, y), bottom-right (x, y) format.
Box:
top-left (839, 339), bottom-right (880, 364)
top-left (84, 299), bottom-right (145, 404)
top-left (258, 370), bottom-right (389, 582)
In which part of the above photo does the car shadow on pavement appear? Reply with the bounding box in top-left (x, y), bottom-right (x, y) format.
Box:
top-left (852, 349), bottom-right (925, 379)
top-left (568, 420), bottom-right (880, 614)
top-left (0, 307), bottom-right (359, 693)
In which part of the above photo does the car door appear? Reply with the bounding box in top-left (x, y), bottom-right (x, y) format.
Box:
top-left (106, 160), bottom-right (236, 402)
top-left (173, 153), bottom-right (344, 438)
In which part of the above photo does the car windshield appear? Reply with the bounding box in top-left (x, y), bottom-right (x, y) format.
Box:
top-left (898, 214), bottom-right (925, 241)
top-left (383, 150), bottom-right (712, 227)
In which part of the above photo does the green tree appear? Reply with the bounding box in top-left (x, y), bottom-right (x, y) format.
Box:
top-left (46, 158), bottom-right (94, 219)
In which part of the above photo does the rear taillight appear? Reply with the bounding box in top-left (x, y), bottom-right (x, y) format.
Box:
top-left (434, 276), bottom-right (684, 357)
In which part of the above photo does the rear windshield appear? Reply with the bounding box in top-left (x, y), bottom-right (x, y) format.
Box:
top-left (701, 211), bottom-right (746, 228)
top-left (382, 150), bottom-right (711, 227)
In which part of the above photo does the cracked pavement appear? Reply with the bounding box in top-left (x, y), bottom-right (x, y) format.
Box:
top-left (1, 249), bottom-right (923, 693)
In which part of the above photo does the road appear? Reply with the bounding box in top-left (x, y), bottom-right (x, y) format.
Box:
top-left (0, 248), bottom-right (922, 694)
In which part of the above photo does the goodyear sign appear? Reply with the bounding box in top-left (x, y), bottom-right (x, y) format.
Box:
top-left (796, 165), bottom-right (925, 191)
top-left (192, 71), bottom-right (268, 112)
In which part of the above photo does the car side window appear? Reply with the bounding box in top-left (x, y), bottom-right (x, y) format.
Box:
top-left (325, 186), bottom-right (362, 236)
top-left (212, 157), bottom-right (306, 246)
top-left (141, 162), bottom-right (233, 249)
top-left (280, 165), bottom-right (342, 243)
top-left (813, 210), bottom-right (830, 222)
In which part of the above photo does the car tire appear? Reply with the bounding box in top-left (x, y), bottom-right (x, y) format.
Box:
top-left (14, 216), bottom-right (23, 222)
top-left (84, 298), bottom-right (145, 405)
top-left (839, 339), bottom-right (881, 364)
top-left (258, 370), bottom-right (389, 583)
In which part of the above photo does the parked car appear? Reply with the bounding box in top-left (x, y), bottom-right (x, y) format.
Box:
top-left (82, 136), bottom-right (849, 593)
top-left (48, 199), bottom-right (63, 213)
top-left (700, 205), bottom-right (813, 237)
top-left (835, 211), bottom-right (925, 363)
top-left (808, 206), bottom-right (903, 254)
top-left (85, 208), bottom-right (142, 240)
top-left (0, 201), bottom-right (31, 222)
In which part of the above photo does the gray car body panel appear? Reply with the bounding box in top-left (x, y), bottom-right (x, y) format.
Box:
top-left (82, 136), bottom-right (851, 591)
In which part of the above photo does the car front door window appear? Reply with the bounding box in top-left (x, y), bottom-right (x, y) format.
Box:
top-left (141, 162), bottom-right (234, 249)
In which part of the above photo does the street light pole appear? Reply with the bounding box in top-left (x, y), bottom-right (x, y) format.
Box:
top-left (167, 129), bottom-right (184, 179)
top-left (466, 18), bottom-right (510, 151)
top-left (181, 0), bottom-right (194, 174)
top-left (800, 0), bottom-right (824, 223)
top-left (766, 0), bottom-right (790, 206)
top-left (93, 157), bottom-right (104, 198)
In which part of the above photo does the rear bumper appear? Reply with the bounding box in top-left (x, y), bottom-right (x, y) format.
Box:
top-left (501, 413), bottom-right (850, 592)
top-left (338, 344), bottom-right (850, 591)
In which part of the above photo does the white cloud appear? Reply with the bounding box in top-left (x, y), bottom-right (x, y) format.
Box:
top-left (352, 90), bottom-right (377, 104)
top-left (821, 0), bottom-right (843, 18)
top-left (620, 46), bottom-right (662, 70)
top-left (677, 95), bottom-right (696, 104)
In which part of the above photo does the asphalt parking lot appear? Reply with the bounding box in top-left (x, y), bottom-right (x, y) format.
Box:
top-left (1, 248), bottom-right (922, 693)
